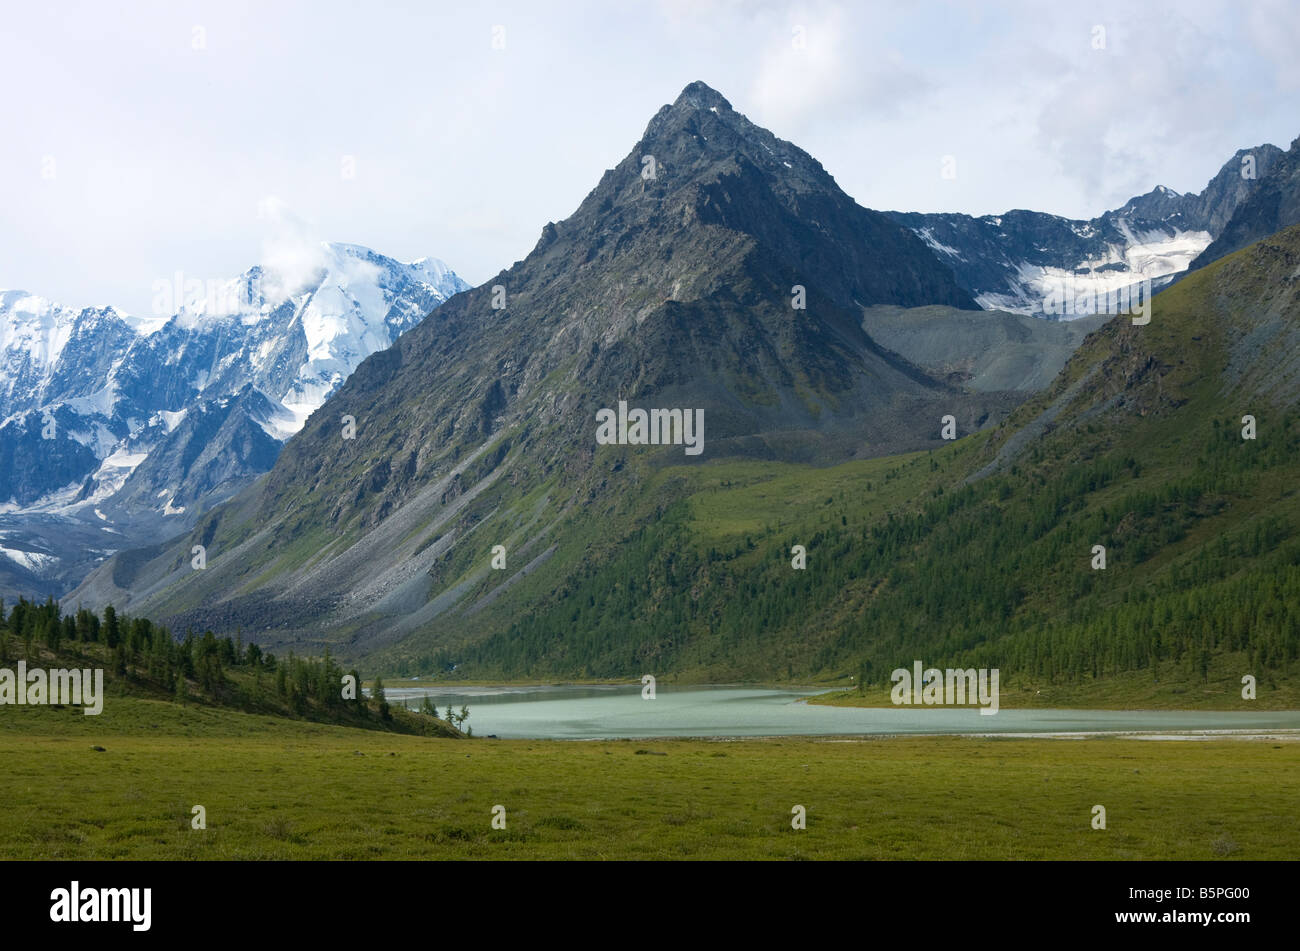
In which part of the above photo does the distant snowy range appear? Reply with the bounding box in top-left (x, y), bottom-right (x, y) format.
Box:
top-left (887, 145), bottom-right (1284, 314)
top-left (0, 243), bottom-right (468, 599)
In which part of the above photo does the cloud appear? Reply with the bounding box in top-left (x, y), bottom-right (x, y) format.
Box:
top-left (1031, 7), bottom-right (1255, 207)
top-left (748, 6), bottom-right (934, 130)
top-left (1245, 0), bottom-right (1300, 91)
top-left (6, 0), bottom-right (1298, 312)
top-left (256, 197), bottom-right (331, 304)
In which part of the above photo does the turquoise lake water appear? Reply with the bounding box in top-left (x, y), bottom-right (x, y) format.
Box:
top-left (375, 683), bottom-right (1300, 739)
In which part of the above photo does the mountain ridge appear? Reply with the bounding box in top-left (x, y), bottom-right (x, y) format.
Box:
top-left (1187, 135), bottom-right (1300, 271)
top-left (0, 243), bottom-right (469, 600)
top-left (888, 142), bottom-right (1288, 314)
top-left (68, 84), bottom-right (1300, 698)
top-left (70, 80), bottom-right (1016, 643)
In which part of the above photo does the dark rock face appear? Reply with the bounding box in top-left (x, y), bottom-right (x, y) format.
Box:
top-left (0, 407), bottom-right (101, 508)
top-left (105, 385), bottom-right (283, 518)
top-left (635, 82), bottom-right (980, 311)
top-left (260, 82), bottom-right (994, 507)
top-left (1189, 137), bottom-right (1300, 271)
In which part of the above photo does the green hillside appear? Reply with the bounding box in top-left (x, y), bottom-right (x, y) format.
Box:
top-left (0, 598), bottom-right (463, 738)
top-left (368, 227), bottom-right (1300, 704)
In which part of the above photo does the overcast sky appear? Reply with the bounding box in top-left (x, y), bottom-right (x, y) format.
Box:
top-left (3, 0), bottom-right (1298, 315)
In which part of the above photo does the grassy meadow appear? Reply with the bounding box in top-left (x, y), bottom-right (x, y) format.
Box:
top-left (2, 696), bottom-right (1296, 860)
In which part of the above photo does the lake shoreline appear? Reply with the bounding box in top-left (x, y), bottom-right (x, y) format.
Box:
top-left (373, 679), bottom-right (1300, 713)
top-left (371, 683), bottom-right (1300, 740)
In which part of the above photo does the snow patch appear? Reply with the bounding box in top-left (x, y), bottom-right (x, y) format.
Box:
top-left (916, 227), bottom-right (963, 259)
top-left (975, 228), bottom-right (1211, 316)
top-left (261, 401), bottom-right (313, 441)
top-left (158, 408), bottom-right (187, 432)
top-left (0, 545), bottom-right (59, 572)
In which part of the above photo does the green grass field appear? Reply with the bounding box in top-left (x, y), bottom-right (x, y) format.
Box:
top-left (2, 698), bottom-right (1296, 860)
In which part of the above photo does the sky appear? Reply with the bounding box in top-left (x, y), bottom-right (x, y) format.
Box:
top-left (2, 0), bottom-right (1298, 316)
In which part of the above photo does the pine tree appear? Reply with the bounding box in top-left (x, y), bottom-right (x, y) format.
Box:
top-left (103, 605), bottom-right (120, 648)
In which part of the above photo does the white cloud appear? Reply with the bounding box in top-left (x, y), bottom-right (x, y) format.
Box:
top-left (1245, 0), bottom-right (1300, 91)
top-left (0, 0), bottom-right (1297, 313)
top-left (256, 198), bottom-right (332, 304)
top-left (750, 8), bottom-right (934, 131)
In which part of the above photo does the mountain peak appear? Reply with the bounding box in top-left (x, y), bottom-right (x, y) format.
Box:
top-left (635, 81), bottom-right (833, 201)
top-left (641, 81), bottom-right (765, 148)
top-left (671, 80), bottom-right (733, 113)
top-left (561, 82), bottom-right (978, 315)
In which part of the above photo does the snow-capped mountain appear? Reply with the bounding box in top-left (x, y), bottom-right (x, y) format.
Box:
top-left (888, 145), bottom-right (1285, 316)
top-left (0, 243), bottom-right (468, 599)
